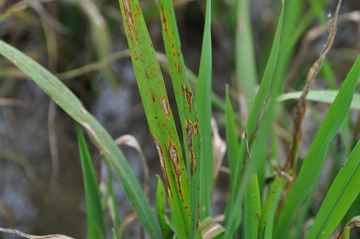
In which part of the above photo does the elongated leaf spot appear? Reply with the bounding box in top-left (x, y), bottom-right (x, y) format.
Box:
top-left (160, 4), bottom-right (168, 35)
top-left (12, 59), bottom-right (18, 64)
top-left (255, 213), bottom-right (260, 221)
top-left (133, 13), bottom-right (137, 20)
top-left (161, 96), bottom-right (170, 117)
top-left (194, 122), bottom-right (199, 133)
top-left (181, 83), bottom-right (193, 112)
top-left (186, 120), bottom-right (196, 175)
top-left (168, 141), bottom-right (184, 201)
top-left (196, 200), bottom-right (200, 231)
top-left (122, 0), bottom-right (133, 27)
top-left (169, 141), bottom-right (178, 163)
top-left (152, 133), bottom-right (172, 199)
top-left (135, 56), bottom-right (138, 61)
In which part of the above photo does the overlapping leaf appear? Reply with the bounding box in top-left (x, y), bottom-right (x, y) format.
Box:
top-left (77, 125), bottom-right (107, 239)
top-left (158, 0), bottom-right (202, 237)
top-left (275, 53), bottom-right (360, 239)
top-left (0, 40), bottom-right (163, 238)
top-left (117, 0), bottom-right (191, 237)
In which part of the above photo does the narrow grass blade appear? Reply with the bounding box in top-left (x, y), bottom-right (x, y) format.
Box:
top-left (263, 177), bottom-right (287, 239)
top-left (104, 161), bottom-right (124, 239)
top-left (223, 85), bottom-right (240, 222)
top-left (304, 141), bottom-right (360, 239)
top-left (292, 190), bottom-right (314, 239)
top-left (258, 176), bottom-right (285, 238)
top-left (275, 53), bottom-right (360, 239)
top-left (195, 0), bottom-right (213, 219)
top-left (223, 3), bottom-right (284, 236)
top-left (157, 178), bottom-right (174, 239)
top-left (117, 0), bottom-right (191, 237)
top-left (158, 0), bottom-right (202, 237)
top-left (244, 171), bottom-right (261, 239)
top-left (0, 40), bottom-right (163, 238)
top-left (77, 125), bottom-right (107, 239)
top-left (278, 90), bottom-right (360, 110)
top-left (225, 85), bottom-right (240, 189)
top-left (335, 216), bottom-right (360, 239)
top-left (235, 0), bottom-right (257, 112)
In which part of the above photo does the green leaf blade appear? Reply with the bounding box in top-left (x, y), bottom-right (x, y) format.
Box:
top-left (118, 0), bottom-right (191, 237)
top-left (77, 125), bottom-right (107, 239)
top-left (275, 53), bottom-right (360, 239)
top-left (157, 178), bottom-right (174, 239)
top-left (305, 141), bottom-right (360, 239)
top-left (244, 171), bottom-right (261, 239)
top-left (195, 0), bottom-right (213, 220)
top-left (158, 0), bottom-right (202, 237)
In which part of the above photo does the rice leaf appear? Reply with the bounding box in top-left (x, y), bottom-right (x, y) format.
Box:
top-left (77, 125), bottom-right (107, 239)
top-left (304, 141), bottom-right (360, 239)
top-left (244, 171), bottom-right (261, 239)
top-left (0, 40), bottom-right (163, 239)
top-left (258, 175), bottom-right (285, 238)
top-left (104, 160), bottom-right (124, 239)
top-left (157, 178), bottom-right (174, 239)
top-left (263, 177), bottom-right (287, 239)
top-left (275, 53), bottom-right (360, 239)
top-left (278, 90), bottom-right (360, 110)
top-left (117, 0), bottom-right (191, 237)
top-left (158, 0), bottom-right (202, 237)
top-left (235, 0), bottom-right (257, 112)
top-left (195, 0), bottom-right (213, 220)
top-left (223, 85), bottom-right (240, 221)
top-left (223, 2), bottom-right (284, 236)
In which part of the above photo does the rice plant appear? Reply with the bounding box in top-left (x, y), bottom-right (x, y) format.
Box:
top-left (0, 0), bottom-right (360, 238)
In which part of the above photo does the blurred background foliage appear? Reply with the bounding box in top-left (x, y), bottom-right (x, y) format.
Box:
top-left (0, 0), bottom-right (359, 238)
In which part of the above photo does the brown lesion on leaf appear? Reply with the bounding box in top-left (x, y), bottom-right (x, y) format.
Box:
top-left (160, 4), bottom-right (168, 35)
top-left (186, 120), bottom-right (196, 175)
top-left (168, 140), bottom-right (184, 201)
top-left (152, 132), bottom-right (172, 200)
top-left (194, 122), bottom-right (199, 133)
top-left (196, 200), bottom-right (200, 232)
top-left (121, 0), bottom-right (135, 41)
top-left (181, 83), bottom-right (193, 113)
top-left (161, 96), bottom-right (170, 117)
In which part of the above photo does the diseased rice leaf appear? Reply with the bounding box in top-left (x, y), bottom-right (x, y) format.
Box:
top-left (158, 0), bottom-right (202, 237)
top-left (244, 171), bottom-right (261, 239)
top-left (258, 175), bottom-right (285, 238)
top-left (117, 0), bottom-right (191, 237)
top-left (264, 177), bottom-right (287, 239)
